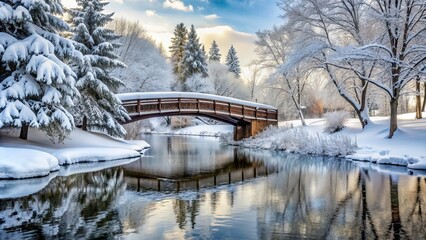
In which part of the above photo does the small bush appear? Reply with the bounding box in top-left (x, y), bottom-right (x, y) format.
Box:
top-left (323, 111), bottom-right (350, 133)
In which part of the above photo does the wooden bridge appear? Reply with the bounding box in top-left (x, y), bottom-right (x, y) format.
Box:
top-left (118, 92), bottom-right (278, 140)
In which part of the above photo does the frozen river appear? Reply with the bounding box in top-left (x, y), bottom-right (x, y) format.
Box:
top-left (1, 135), bottom-right (426, 239)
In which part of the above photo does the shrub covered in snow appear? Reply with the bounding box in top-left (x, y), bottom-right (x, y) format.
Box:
top-left (323, 111), bottom-right (350, 133)
top-left (221, 125), bottom-right (357, 157)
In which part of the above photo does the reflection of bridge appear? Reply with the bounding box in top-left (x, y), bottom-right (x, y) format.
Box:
top-left (123, 151), bottom-right (278, 192)
top-left (125, 165), bottom-right (275, 192)
top-left (118, 92), bottom-right (278, 140)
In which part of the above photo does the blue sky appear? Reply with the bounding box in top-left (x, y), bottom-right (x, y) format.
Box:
top-left (64, 0), bottom-right (282, 69)
top-left (87, 0), bottom-right (281, 33)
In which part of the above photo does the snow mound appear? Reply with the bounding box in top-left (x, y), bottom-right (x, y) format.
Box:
top-left (55, 147), bottom-right (141, 165)
top-left (0, 147), bottom-right (59, 179)
top-left (346, 148), bottom-right (426, 169)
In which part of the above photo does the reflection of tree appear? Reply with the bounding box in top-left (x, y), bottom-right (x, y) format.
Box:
top-left (359, 170), bottom-right (378, 239)
top-left (254, 155), bottom-right (359, 238)
top-left (172, 199), bottom-right (200, 229)
top-left (0, 168), bottom-right (125, 238)
top-left (173, 199), bottom-right (187, 229)
top-left (253, 153), bottom-right (426, 239)
top-left (387, 175), bottom-right (404, 239)
top-left (407, 177), bottom-right (423, 224)
top-left (210, 191), bottom-right (219, 214)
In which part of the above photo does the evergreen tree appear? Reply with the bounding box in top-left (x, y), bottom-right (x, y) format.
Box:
top-left (208, 40), bottom-right (221, 62)
top-left (69, 0), bottom-right (129, 137)
top-left (182, 25), bottom-right (208, 83)
top-left (226, 45), bottom-right (241, 78)
top-left (169, 23), bottom-right (188, 84)
top-left (0, 0), bottom-right (82, 141)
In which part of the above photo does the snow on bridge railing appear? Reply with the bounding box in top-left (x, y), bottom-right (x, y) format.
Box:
top-left (117, 92), bottom-right (278, 123)
top-left (117, 92), bottom-right (277, 110)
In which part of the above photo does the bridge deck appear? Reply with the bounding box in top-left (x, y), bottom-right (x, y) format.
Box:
top-left (118, 92), bottom-right (278, 125)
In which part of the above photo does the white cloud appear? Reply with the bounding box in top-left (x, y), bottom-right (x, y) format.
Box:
top-left (163, 0), bottom-right (193, 12)
top-left (145, 10), bottom-right (157, 16)
top-left (204, 14), bottom-right (220, 20)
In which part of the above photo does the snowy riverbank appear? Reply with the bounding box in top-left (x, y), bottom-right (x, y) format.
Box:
top-left (228, 112), bottom-right (426, 169)
top-left (141, 113), bottom-right (426, 171)
top-left (0, 128), bottom-right (149, 179)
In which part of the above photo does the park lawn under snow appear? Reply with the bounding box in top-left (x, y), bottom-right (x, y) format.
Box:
top-left (342, 113), bottom-right (426, 169)
top-left (0, 128), bottom-right (150, 179)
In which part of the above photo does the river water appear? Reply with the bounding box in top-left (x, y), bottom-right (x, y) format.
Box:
top-left (1, 135), bottom-right (426, 239)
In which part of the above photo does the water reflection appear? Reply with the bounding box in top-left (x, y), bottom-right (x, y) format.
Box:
top-left (0, 135), bottom-right (426, 239)
top-left (124, 137), bottom-right (277, 192)
top-left (0, 168), bottom-right (125, 239)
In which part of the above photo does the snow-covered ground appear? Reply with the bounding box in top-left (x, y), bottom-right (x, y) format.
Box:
top-left (0, 128), bottom-right (150, 179)
top-left (278, 113), bottom-right (426, 169)
top-left (342, 113), bottom-right (426, 169)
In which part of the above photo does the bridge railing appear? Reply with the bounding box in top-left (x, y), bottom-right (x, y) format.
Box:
top-left (121, 97), bottom-right (278, 122)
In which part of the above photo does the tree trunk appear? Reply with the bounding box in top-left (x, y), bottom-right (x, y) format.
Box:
top-left (164, 116), bottom-right (171, 125)
top-left (82, 116), bottom-right (87, 131)
top-left (422, 83), bottom-right (426, 112)
top-left (325, 67), bottom-right (369, 129)
top-left (354, 109), bottom-right (367, 128)
top-left (19, 124), bottom-right (29, 140)
top-left (389, 97), bottom-right (399, 138)
top-left (291, 95), bottom-right (306, 126)
top-left (298, 109), bottom-right (306, 126)
top-left (416, 80), bottom-right (422, 119)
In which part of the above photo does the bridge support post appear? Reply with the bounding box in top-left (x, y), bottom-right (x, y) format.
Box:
top-left (234, 120), bottom-right (278, 141)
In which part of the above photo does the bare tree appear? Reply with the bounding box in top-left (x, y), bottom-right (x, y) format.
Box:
top-left (108, 17), bottom-right (148, 64)
top-left (255, 25), bottom-right (309, 126)
top-left (245, 62), bottom-right (264, 101)
top-left (276, 0), bottom-right (380, 129)
top-left (334, 0), bottom-right (426, 137)
top-left (109, 18), bottom-right (173, 92)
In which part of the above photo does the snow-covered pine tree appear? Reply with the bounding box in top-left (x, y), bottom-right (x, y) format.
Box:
top-left (208, 40), bottom-right (221, 62)
top-left (182, 25), bottom-right (208, 85)
top-left (0, 0), bottom-right (82, 141)
top-left (169, 23), bottom-right (188, 85)
top-left (69, 0), bottom-right (129, 138)
top-left (226, 45), bottom-right (241, 78)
